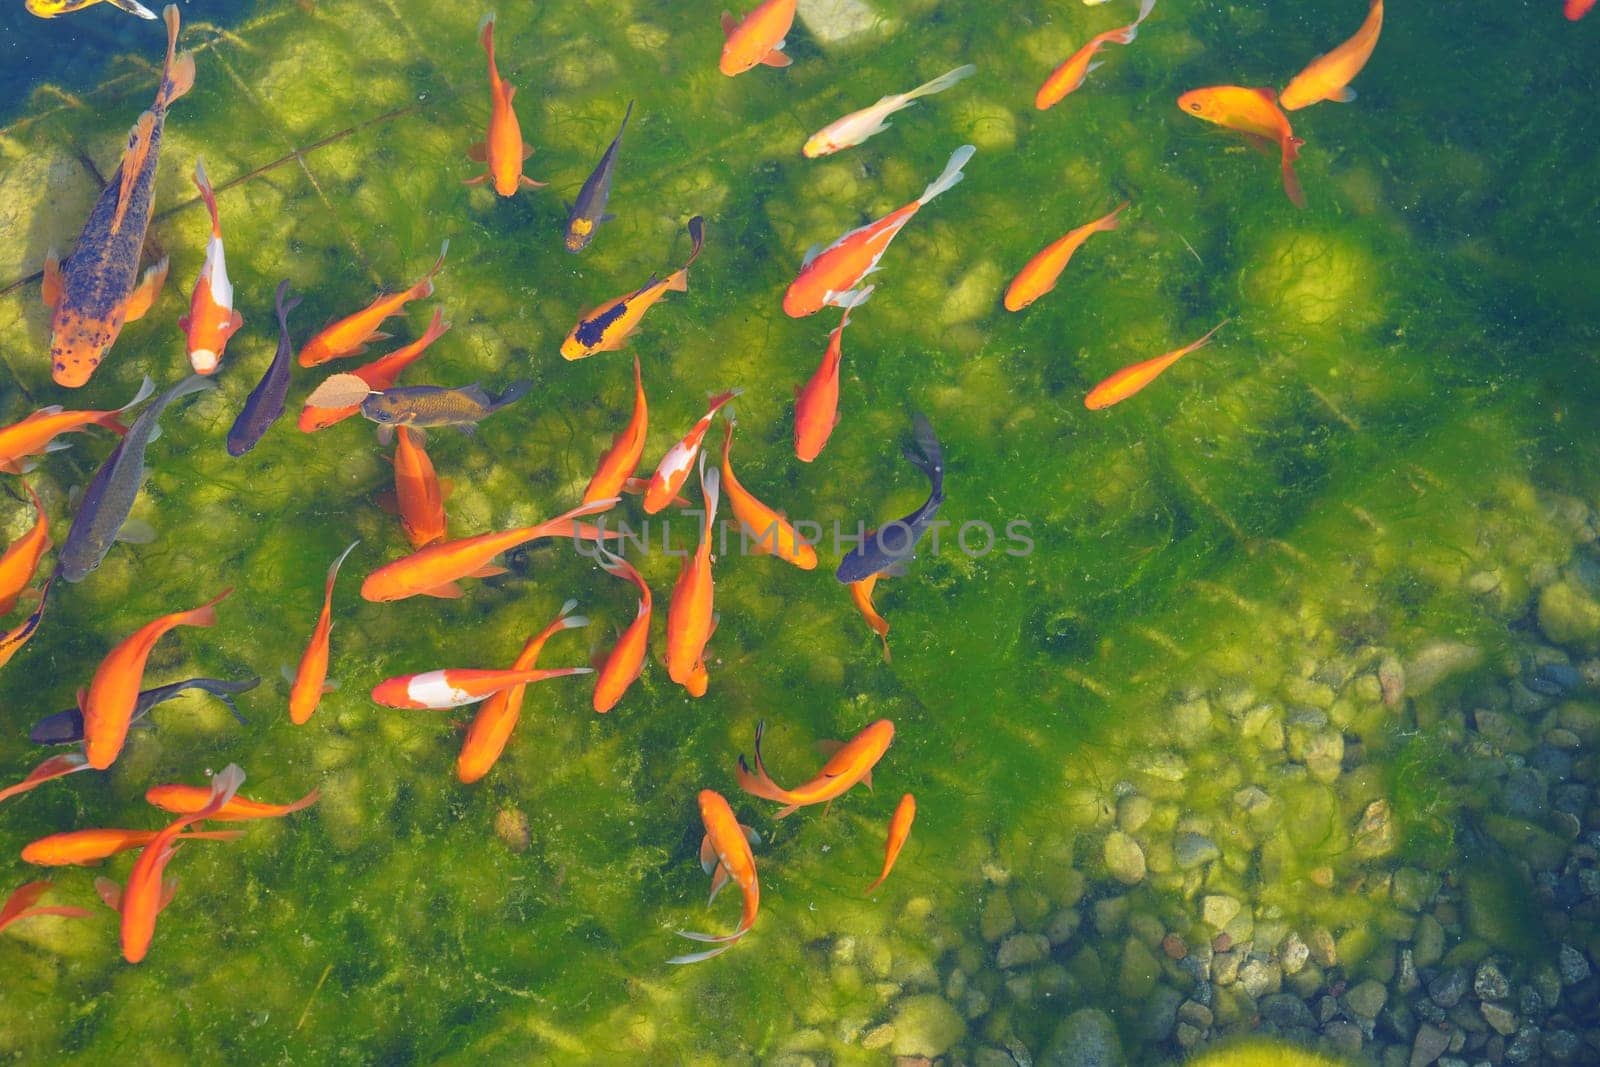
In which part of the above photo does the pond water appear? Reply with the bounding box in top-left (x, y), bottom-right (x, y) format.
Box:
top-left (0, 1), bottom-right (1598, 1064)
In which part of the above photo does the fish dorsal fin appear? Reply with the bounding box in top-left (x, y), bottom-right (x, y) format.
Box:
top-left (801, 243), bottom-right (823, 268)
top-left (110, 112), bottom-right (157, 236)
top-left (720, 11), bottom-right (736, 36)
top-left (94, 877), bottom-right (123, 914)
top-left (862, 769), bottom-right (874, 792)
top-left (814, 739), bottom-right (844, 760)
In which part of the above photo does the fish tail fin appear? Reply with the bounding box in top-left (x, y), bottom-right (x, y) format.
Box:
top-left (154, 7), bottom-right (196, 109)
top-left (192, 158), bottom-right (221, 236)
top-left (412, 240), bottom-right (451, 300)
top-left (419, 306), bottom-right (451, 346)
top-left (916, 144), bottom-right (976, 206)
top-left (1192, 319), bottom-right (1230, 353)
top-left (280, 788), bottom-right (321, 816)
top-left (1280, 148), bottom-right (1307, 209)
top-left (1114, 0), bottom-right (1157, 40)
top-left (107, 0), bottom-right (160, 18)
top-left (326, 539), bottom-right (361, 585)
top-left (666, 941), bottom-right (734, 965)
top-left (903, 411), bottom-right (944, 484)
top-left (1101, 200), bottom-right (1132, 231)
top-left (699, 455), bottom-right (721, 529)
top-left (536, 498), bottom-right (622, 542)
top-left (181, 586), bottom-right (234, 629)
top-left (478, 11), bottom-right (496, 59)
top-left (619, 99), bottom-right (635, 133)
top-left (111, 375), bottom-right (155, 420)
top-left (904, 63), bottom-right (977, 102)
top-left (663, 268), bottom-right (690, 293)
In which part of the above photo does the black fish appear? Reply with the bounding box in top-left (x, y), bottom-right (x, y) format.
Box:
top-left (835, 413), bottom-right (945, 584)
top-left (30, 675), bottom-right (257, 746)
top-left (360, 379), bottom-right (533, 430)
top-left (227, 279), bottom-right (301, 456)
top-left (564, 99), bottom-right (634, 253)
top-left (57, 371), bottom-right (216, 582)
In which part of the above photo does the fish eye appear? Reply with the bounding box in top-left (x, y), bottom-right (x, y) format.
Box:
top-left (1188, 102), bottom-right (1202, 112)
top-left (375, 410), bottom-right (391, 422)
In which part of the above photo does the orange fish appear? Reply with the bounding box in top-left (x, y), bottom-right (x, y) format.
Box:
top-left (561, 217), bottom-right (705, 361)
top-left (81, 587), bottom-right (231, 770)
top-left (865, 792), bottom-right (916, 892)
top-left (667, 789), bottom-right (760, 964)
top-left (1279, 0), bottom-right (1383, 110)
top-left (1178, 86), bottom-right (1306, 208)
top-left (0, 482), bottom-right (51, 617)
top-left (1570, 0), bottom-right (1596, 19)
top-left (144, 779), bottom-right (319, 821)
top-left (794, 293), bottom-right (868, 463)
top-left (736, 718), bottom-right (895, 818)
top-left (298, 307), bottom-right (450, 431)
top-left (372, 665), bottom-right (588, 709)
top-left (0, 751), bottom-right (92, 806)
top-left (719, 0), bottom-right (796, 76)
top-left (0, 578), bottom-right (52, 670)
top-left (99, 763), bottom-right (243, 963)
top-left (177, 158), bottom-right (243, 374)
top-left (389, 428), bottom-right (448, 548)
top-left (466, 12), bottom-right (546, 196)
top-left (665, 458), bottom-right (720, 696)
top-left (643, 390), bottom-right (739, 515)
top-left (583, 355), bottom-right (649, 506)
top-left (783, 145), bottom-right (974, 317)
top-left (0, 881), bottom-right (94, 934)
top-left (1035, 0), bottom-right (1157, 109)
top-left (289, 540), bottom-right (360, 725)
top-left (849, 574), bottom-right (891, 662)
top-left (297, 241), bottom-right (449, 367)
top-left (360, 499), bottom-right (618, 602)
top-left (22, 827), bottom-right (243, 867)
top-left (458, 600), bottom-right (588, 783)
top-left (1003, 201), bottom-right (1128, 312)
top-left (1084, 319), bottom-right (1227, 410)
top-left (720, 418), bottom-right (816, 569)
top-left (592, 548), bottom-right (650, 714)
top-left (0, 377), bottom-right (150, 474)
top-left (43, 6), bottom-right (191, 388)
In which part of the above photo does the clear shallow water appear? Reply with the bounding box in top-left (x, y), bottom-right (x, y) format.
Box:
top-left (0, 1), bottom-right (1597, 1063)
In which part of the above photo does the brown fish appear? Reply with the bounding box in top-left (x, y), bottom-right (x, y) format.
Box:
top-left (42, 5), bottom-right (194, 388)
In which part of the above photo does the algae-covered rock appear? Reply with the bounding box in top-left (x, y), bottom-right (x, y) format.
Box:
top-left (1041, 1007), bottom-right (1126, 1067)
top-left (1539, 580), bottom-right (1600, 652)
top-left (1404, 641), bottom-right (1484, 696)
top-left (888, 994), bottom-right (965, 1058)
top-left (1103, 831), bottom-right (1146, 885)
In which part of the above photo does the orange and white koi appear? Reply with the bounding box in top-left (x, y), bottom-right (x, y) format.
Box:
top-left (466, 12), bottom-right (547, 196)
top-left (583, 355), bottom-right (649, 505)
top-left (144, 778), bottom-right (319, 821)
top-left (177, 158), bottom-right (242, 374)
top-left (297, 241), bottom-right (449, 366)
top-left (849, 574), bottom-right (891, 662)
top-left (643, 390), bottom-right (739, 515)
top-left (289, 540), bottom-right (360, 725)
top-left (27, 0), bottom-right (158, 19)
top-left (560, 217), bottom-right (704, 361)
top-left (0, 377), bottom-right (150, 475)
top-left (794, 293), bottom-right (868, 463)
top-left (373, 665), bottom-right (589, 710)
top-left (0, 578), bottom-right (52, 670)
top-left (1084, 320), bottom-right (1227, 410)
top-left (665, 457), bottom-right (720, 696)
top-left (803, 65), bottom-right (975, 157)
top-left (98, 763), bottom-right (243, 963)
top-left (43, 6), bottom-right (191, 388)
top-left (1003, 201), bottom-right (1127, 312)
top-left (0, 482), bottom-right (51, 617)
top-left (298, 307), bottom-right (450, 432)
top-left (0, 752), bottom-right (92, 806)
top-left (1279, 0), bottom-right (1383, 110)
top-left (736, 718), bottom-right (895, 818)
top-left (1178, 86), bottom-right (1306, 208)
top-left (0, 881), bottom-right (93, 935)
top-left (719, 0), bottom-right (796, 76)
top-left (22, 827), bottom-right (242, 866)
top-left (81, 587), bottom-right (231, 770)
top-left (667, 789), bottom-right (760, 964)
top-left (388, 428), bottom-right (447, 549)
top-left (360, 499), bottom-right (619, 602)
top-left (592, 548), bottom-right (651, 714)
top-left (720, 418), bottom-right (816, 570)
top-left (865, 792), bottom-right (916, 893)
top-left (1035, 0), bottom-right (1157, 109)
top-left (783, 145), bottom-right (974, 317)
top-left (458, 600), bottom-right (588, 783)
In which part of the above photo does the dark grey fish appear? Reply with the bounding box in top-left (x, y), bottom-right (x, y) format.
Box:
top-left (360, 379), bottom-right (533, 430)
top-left (57, 372), bottom-right (216, 582)
top-left (835, 412), bottom-right (945, 584)
top-left (30, 675), bottom-right (257, 746)
top-left (564, 99), bottom-right (634, 253)
top-left (227, 279), bottom-right (301, 456)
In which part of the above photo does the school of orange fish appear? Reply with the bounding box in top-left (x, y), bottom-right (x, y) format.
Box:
top-left (4, 0), bottom-right (1557, 967)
